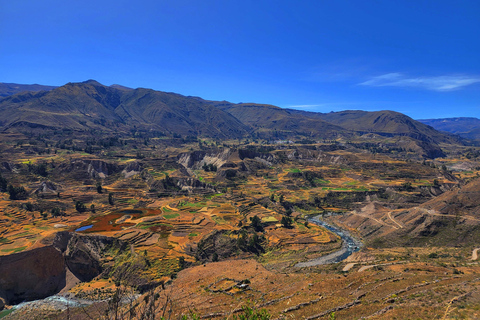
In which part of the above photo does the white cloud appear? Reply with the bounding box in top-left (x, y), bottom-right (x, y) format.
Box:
top-left (360, 73), bottom-right (480, 91)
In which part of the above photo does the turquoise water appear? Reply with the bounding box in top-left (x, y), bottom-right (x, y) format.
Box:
top-left (75, 224), bottom-right (93, 232)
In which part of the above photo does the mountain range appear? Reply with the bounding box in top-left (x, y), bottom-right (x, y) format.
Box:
top-left (419, 117), bottom-right (480, 140)
top-left (0, 80), bottom-right (469, 148)
top-left (0, 82), bottom-right (57, 98)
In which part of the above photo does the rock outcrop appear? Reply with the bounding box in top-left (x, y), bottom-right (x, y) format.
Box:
top-left (177, 149), bottom-right (232, 171)
top-left (0, 232), bottom-right (126, 306)
top-left (0, 246), bottom-right (66, 305)
top-left (53, 232), bottom-right (126, 282)
top-left (32, 181), bottom-right (61, 196)
top-left (58, 159), bottom-right (123, 180)
top-left (122, 161), bottom-right (143, 178)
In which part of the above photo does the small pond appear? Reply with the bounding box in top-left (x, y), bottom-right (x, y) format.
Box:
top-left (75, 224), bottom-right (93, 232)
top-left (72, 208), bottom-right (161, 233)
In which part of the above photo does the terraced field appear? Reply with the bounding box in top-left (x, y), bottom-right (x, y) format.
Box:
top-left (1, 134), bottom-right (480, 319)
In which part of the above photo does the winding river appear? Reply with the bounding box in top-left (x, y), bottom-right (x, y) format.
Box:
top-left (295, 215), bottom-right (362, 268)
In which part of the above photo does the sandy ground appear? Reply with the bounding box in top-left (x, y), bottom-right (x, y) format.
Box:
top-left (472, 248), bottom-right (480, 260)
top-left (342, 263), bottom-right (356, 272)
top-left (295, 242), bottom-right (348, 267)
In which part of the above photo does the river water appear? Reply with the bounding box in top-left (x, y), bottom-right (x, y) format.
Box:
top-left (295, 215), bottom-right (362, 268)
top-left (4, 291), bottom-right (144, 317)
top-left (0, 294), bottom-right (89, 319)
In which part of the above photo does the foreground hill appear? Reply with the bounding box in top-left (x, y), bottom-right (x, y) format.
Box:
top-left (419, 117), bottom-right (480, 140)
top-left (0, 80), bottom-right (250, 139)
top-left (0, 82), bottom-right (57, 98)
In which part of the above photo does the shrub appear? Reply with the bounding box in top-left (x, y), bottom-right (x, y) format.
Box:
top-left (8, 185), bottom-right (28, 200)
top-left (75, 200), bottom-right (87, 213)
top-left (281, 216), bottom-right (293, 228)
top-left (250, 215), bottom-right (264, 232)
top-left (108, 192), bottom-right (115, 205)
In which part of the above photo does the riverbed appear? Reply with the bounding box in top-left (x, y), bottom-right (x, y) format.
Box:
top-left (2, 293), bottom-right (141, 319)
top-left (0, 295), bottom-right (90, 319)
top-left (295, 215), bottom-right (362, 267)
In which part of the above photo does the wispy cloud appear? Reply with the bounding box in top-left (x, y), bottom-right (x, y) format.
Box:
top-left (360, 73), bottom-right (480, 91)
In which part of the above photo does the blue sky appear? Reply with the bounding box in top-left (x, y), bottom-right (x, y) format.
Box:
top-left (1, 0), bottom-right (479, 119)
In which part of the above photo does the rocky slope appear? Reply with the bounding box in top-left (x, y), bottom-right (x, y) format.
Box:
top-left (0, 246), bottom-right (65, 305)
top-left (337, 179), bottom-right (480, 247)
top-left (0, 232), bottom-right (126, 307)
top-left (215, 102), bottom-right (350, 139)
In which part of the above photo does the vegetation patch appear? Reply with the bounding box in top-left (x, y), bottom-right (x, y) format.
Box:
top-left (212, 216), bottom-right (227, 224)
top-left (261, 216), bottom-right (278, 223)
top-left (1, 246), bottom-right (26, 253)
top-left (0, 237), bottom-right (11, 244)
top-left (163, 213), bottom-right (180, 219)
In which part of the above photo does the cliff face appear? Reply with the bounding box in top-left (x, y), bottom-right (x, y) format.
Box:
top-left (57, 159), bottom-right (123, 180)
top-left (0, 232), bottom-right (126, 307)
top-left (177, 149), bottom-right (233, 171)
top-left (0, 246), bottom-right (66, 305)
top-left (56, 232), bottom-right (126, 282)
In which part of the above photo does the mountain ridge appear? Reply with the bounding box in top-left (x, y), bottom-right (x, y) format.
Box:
top-left (0, 82), bottom-right (57, 98)
top-left (419, 117), bottom-right (480, 140)
top-left (0, 80), bottom-right (466, 150)
top-left (0, 81), bottom-right (250, 139)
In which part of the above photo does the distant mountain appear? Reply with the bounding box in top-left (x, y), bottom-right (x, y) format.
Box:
top-left (0, 82), bottom-right (57, 97)
top-left (0, 80), bottom-right (250, 139)
top-left (290, 109), bottom-right (462, 145)
top-left (418, 117), bottom-right (480, 140)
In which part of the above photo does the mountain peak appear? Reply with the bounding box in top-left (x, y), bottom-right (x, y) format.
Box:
top-left (81, 79), bottom-right (103, 86)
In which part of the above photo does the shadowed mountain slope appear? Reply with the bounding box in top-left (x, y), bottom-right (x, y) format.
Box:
top-left (213, 102), bottom-right (350, 139)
